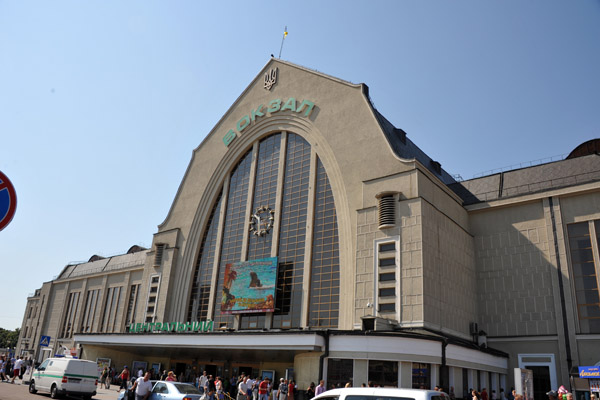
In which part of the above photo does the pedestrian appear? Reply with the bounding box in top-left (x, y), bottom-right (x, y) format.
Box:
top-left (238, 376), bottom-right (250, 400)
top-left (208, 374), bottom-right (216, 400)
top-left (547, 391), bottom-right (558, 400)
top-left (277, 379), bottom-right (288, 400)
top-left (131, 371), bottom-right (153, 400)
top-left (167, 371), bottom-right (177, 381)
top-left (306, 382), bottom-right (315, 399)
top-left (259, 377), bottom-right (271, 400)
top-left (118, 365), bottom-right (130, 391)
top-left (253, 377), bottom-right (259, 400)
top-left (315, 380), bottom-right (325, 396)
top-left (288, 380), bottom-right (295, 400)
top-left (101, 367), bottom-right (109, 389)
top-left (11, 356), bottom-right (23, 383)
top-left (199, 371), bottom-right (208, 393)
top-left (106, 366), bottom-right (112, 390)
top-left (0, 355), bottom-right (7, 382)
top-left (216, 376), bottom-right (224, 400)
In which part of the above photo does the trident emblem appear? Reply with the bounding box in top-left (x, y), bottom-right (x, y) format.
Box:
top-left (264, 68), bottom-right (278, 90)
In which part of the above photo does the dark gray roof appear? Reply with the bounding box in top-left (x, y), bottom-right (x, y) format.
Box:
top-left (450, 153), bottom-right (600, 205)
top-left (57, 250), bottom-right (148, 280)
top-left (372, 107), bottom-right (457, 185)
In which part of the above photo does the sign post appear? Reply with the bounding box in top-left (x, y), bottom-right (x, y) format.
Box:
top-left (25, 336), bottom-right (51, 384)
top-left (39, 336), bottom-right (51, 347)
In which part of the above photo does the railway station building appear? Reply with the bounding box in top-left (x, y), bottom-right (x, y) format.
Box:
top-left (17, 59), bottom-right (600, 398)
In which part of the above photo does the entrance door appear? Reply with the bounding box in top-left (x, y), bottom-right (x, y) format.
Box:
top-left (176, 363), bottom-right (187, 380)
top-left (524, 366), bottom-right (551, 400)
top-left (206, 365), bottom-right (218, 378)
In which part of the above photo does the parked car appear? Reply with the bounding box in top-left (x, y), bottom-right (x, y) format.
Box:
top-left (118, 380), bottom-right (202, 400)
top-left (313, 388), bottom-right (449, 400)
top-left (28, 357), bottom-right (98, 399)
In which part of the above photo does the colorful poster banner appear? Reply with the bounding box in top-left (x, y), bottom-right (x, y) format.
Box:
top-left (221, 257), bottom-right (278, 314)
top-left (96, 357), bottom-right (111, 378)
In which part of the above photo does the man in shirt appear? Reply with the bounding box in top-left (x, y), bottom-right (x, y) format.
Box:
top-left (131, 371), bottom-right (153, 400)
top-left (315, 380), bottom-right (326, 396)
top-left (238, 376), bottom-right (249, 400)
top-left (208, 374), bottom-right (216, 400)
top-left (119, 366), bottom-right (130, 391)
top-left (199, 371), bottom-right (208, 393)
top-left (259, 377), bottom-right (270, 400)
top-left (11, 356), bottom-right (23, 383)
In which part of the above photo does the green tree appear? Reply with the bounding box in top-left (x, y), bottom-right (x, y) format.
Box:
top-left (0, 327), bottom-right (20, 348)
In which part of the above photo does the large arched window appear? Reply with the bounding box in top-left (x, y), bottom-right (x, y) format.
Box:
top-left (186, 132), bottom-right (340, 330)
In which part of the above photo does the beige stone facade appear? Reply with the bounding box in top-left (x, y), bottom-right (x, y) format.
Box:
top-left (17, 60), bottom-right (600, 397)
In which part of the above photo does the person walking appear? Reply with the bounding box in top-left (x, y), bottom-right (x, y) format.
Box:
top-left (118, 366), bottom-right (130, 391)
top-left (11, 356), bottom-right (23, 384)
top-left (259, 377), bottom-right (271, 400)
top-left (131, 371), bottom-right (153, 400)
top-left (238, 376), bottom-right (249, 400)
top-left (0, 355), bottom-right (7, 382)
top-left (277, 379), bottom-right (288, 400)
top-left (100, 367), bottom-right (109, 389)
top-left (288, 380), bottom-right (295, 400)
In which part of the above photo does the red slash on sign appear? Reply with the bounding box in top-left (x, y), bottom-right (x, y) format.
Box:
top-left (0, 170), bottom-right (17, 231)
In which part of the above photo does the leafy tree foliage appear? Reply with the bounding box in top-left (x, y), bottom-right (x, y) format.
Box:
top-left (0, 328), bottom-right (20, 348)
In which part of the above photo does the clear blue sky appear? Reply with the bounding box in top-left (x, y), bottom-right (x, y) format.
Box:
top-left (1, 0), bottom-right (599, 330)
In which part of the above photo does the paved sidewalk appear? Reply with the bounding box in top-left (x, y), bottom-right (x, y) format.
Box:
top-left (96, 386), bottom-right (127, 399)
top-left (1, 378), bottom-right (126, 400)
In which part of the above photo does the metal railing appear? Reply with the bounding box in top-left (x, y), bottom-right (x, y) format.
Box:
top-left (462, 169), bottom-right (600, 204)
top-left (472, 154), bottom-right (567, 178)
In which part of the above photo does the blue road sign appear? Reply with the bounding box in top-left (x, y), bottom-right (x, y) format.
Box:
top-left (40, 335), bottom-right (51, 347)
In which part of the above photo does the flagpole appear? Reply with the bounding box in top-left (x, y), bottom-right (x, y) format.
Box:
top-left (278, 26), bottom-right (287, 58)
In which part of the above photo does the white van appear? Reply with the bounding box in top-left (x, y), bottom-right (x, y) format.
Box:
top-left (29, 357), bottom-right (98, 399)
top-left (313, 388), bottom-right (449, 400)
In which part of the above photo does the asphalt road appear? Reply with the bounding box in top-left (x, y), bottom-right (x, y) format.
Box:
top-left (0, 380), bottom-right (123, 400)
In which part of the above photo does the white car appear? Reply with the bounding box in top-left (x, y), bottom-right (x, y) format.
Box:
top-left (313, 387), bottom-right (449, 400)
top-left (29, 357), bottom-right (98, 399)
top-left (117, 381), bottom-right (203, 400)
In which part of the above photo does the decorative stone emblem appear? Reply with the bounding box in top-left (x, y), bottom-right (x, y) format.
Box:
top-left (249, 206), bottom-right (275, 236)
top-left (264, 68), bottom-right (277, 90)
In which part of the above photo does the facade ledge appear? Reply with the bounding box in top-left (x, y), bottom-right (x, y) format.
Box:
top-left (74, 331), bottom-right (325, 351)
